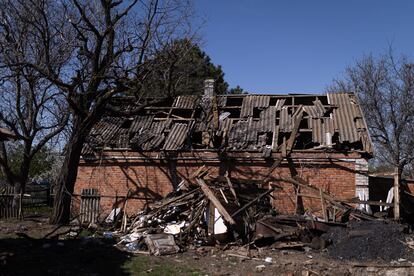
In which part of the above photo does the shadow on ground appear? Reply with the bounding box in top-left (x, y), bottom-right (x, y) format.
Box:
top-left (0, 237), bottom-right (131, 276)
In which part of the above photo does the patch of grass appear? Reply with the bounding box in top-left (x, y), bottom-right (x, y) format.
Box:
top-left (0, 230), bottom-right (19, 239)
top-left (23, 205), bottom-right (52, 217)
top-left (78, 228), bottom-right (95, 238)
top-left (123, 255), bottom-right (201, 276)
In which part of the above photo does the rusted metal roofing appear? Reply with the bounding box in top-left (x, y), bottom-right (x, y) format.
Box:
top-left (83, 93), bottom-right (373, 155)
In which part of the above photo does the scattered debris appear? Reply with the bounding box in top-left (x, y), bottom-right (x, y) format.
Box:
top-left (145, 234), bottom-right (180, 256)
top-left (115, 176), bottom-right (274, 254)
top-left (255, 264), bottom-right (266, 272)
top-left (324, 220), bottom-right (410, 261)
top-left (110, 173), bottom-right (407, 257)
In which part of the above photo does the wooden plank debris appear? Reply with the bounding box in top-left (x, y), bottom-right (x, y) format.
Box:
top-left (231, 188), bottom-right (275, 218)
top-left (320, 188), bottom-right (328, 221)
top-left (224, 171), bottom-right (239, 206)
top-left (195, 178), bottom-right (236, 225)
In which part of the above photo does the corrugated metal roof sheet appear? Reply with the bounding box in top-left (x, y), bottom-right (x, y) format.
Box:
top-left (259, 106), bottom-right (276, 132)
top-left (240, 96), bottom-right (253, 118)
top-left (84, 93), bottom-right (372, 154)
top-left (220, 118), bottom-right (233, 132)
top-left (254, 95), bottom-right (270, 108)
top-left (130, 115), bottom-right (154, 134)
top-left (246, 117), bottom-right (257, 143)
top-left (240, 95), bottom-right (270, 118)
top-left (313, 99), bottom-right (326, 117)
top-left (89, 117), bottom-right (124, 146)
top-left (303, 99), bottom-right (325, 119)
top-left (163, 123), bottom-right (188, 150)
top-left (327, 93), bottom-right (359, 143)
top-left (228, 120), bottom-right (248, 149)
top-left (151, 121), bottom-right (167, 134)
top-left (303, 106), bottom-right (316, 118)
top-left (143, 134), bottom-right (164, 150)
top-left (275, 99), bottom-right (285, 111)
top-left (173, 95), bottom-right (198, 109)
top-left (310, 118), bottom-right (335, 144)
top-left (279, 107), bottom-right (292, 132)
top-left (131, 130), bottom-right (154, 148)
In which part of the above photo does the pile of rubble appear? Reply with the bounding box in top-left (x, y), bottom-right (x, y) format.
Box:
top-left (108, 169), bottom-right (399, 257)
top-left (115, 174), bottom-right (274, 255)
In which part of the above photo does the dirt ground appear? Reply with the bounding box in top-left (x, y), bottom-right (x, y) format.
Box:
top-left (1, 216), bottom-right (414, 276)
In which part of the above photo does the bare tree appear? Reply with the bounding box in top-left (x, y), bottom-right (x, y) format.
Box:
top-left (0, 2), bottom-right (69, 212)
top-left (329, 53), bottom-right (414, 178)
top-left (0, 0), bottom-right (195, 224)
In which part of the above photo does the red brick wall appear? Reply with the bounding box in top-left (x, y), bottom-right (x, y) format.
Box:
top-left (74, 151), bottom-right (360, 219)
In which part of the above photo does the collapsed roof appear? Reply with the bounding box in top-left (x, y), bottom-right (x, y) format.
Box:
top-left (83, 93), bottom-right (373, 156)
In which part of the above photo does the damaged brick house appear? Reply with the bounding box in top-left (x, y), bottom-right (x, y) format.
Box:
top-left (74, 80), bottom-right (374, 218)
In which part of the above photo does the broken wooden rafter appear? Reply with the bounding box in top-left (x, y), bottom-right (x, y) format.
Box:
top-left (263, 107), bottom-right (304, 183)
top-left (319, 188), bottom-right (328, 221)
top-left (231, 188), bottom-right (275, 218)
top-left (286, 108), bottom-right (304, 153)
top-left (177, 165), bottom-right (209, 190)
top-left (212, 95), bottom-right (219, 130)
top-left (195, 178), bottom-right (236, 225)
top-left (224, 171), bottom-right (239, 206)
top-left (270, 176), bottom-right (376, 221)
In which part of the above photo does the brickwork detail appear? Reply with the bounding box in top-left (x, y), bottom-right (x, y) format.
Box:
top-left (74, 152), bottom-right (362, 218)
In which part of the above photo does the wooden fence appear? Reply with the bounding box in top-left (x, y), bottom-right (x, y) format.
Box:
top-left (23, 186), bottom-right (51, 206)
top-left (79, 188), bottom-right (101, 224)
top-left (0, 184), bottom-right (52, 219)
top-left (0, 186), bottom-right (20, 219)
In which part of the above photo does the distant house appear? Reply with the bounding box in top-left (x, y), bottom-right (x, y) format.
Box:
top-left (74, 80), bottom-right (373, 218)
top-left (369, 173), bottom-right (414, 215)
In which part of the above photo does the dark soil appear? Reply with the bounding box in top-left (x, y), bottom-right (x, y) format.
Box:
top-left (324, 220), bottom-right (410, 261)
top-left (2, 217), bottom-right (414, 275)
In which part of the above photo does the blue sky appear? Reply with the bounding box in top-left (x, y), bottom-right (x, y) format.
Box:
top-left (194, 0), bottom-right (414, 93)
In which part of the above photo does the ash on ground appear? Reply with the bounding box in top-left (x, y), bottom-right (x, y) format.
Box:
top-left (323, 220), bottom-right (412, 261)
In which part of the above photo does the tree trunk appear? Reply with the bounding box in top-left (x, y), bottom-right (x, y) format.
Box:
top-left (12, 170), bottom-right (29, 218)
top-left (0, 141), bottom-right (15, 186)
top-left (49, 117), bottom-right (88, 224)
top-left (393, 166), bottom-right (402, 220)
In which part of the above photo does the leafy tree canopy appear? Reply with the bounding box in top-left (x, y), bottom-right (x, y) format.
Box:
top-left (139, 39), bottom-right (243, 97)
top-left (0, 144), bottom-right (57, 182)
